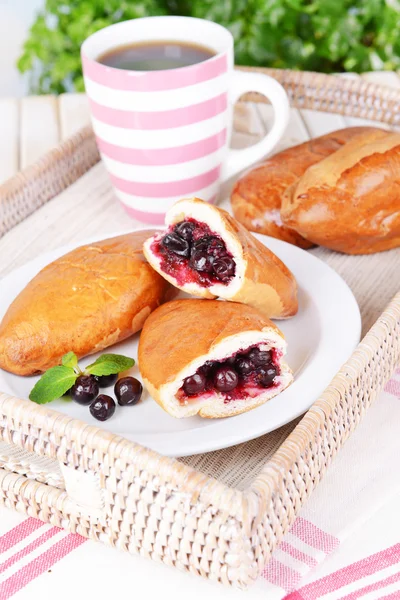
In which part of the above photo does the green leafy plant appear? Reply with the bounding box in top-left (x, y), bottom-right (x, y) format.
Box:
top-left (18, 0), bottom-right (400, 94)
top-left (17, 0), bottom-right (167, 94)
top-left (29, 351), bottom-right (135, 404)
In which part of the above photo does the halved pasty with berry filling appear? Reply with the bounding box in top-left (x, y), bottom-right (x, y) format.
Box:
top-left (143, 197), bottom-right (298, 319)
top-left (138, 299), bottom-right (293, 418)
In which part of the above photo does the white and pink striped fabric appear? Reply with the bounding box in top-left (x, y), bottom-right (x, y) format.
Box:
top-left (81, 17), bottom-right (289, 224)
top-left (82, 50), bottom-right (228, 223)
top-left (1, 368), bottom-right (400, 599)
top-left (81, 18), bottom-right (234, 224)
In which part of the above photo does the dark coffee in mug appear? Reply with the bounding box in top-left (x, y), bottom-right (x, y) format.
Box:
top-left (98, 40), bottom-right (215, 71)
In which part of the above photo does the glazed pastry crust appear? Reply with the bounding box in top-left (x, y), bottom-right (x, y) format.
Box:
top-left (144, 198), bottom-right (298, 319)
top-left (281, 130), bottom-right (400, 254)
top-left (231, 126), bottom-right (384, 248)
top-left (0, 231), bottom-right (172, 376)
top-left (138, 299), bottom-right (293, 418)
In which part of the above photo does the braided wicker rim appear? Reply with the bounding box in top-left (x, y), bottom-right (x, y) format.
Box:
top-left (0, 69), bottom-right (399, 588)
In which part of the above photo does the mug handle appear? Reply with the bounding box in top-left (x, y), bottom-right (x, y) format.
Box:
top-left (222, 71), bottom-right (290, 182)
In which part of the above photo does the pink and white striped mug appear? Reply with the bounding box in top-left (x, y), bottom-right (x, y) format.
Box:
top-left (81, 16), bottom-right (290, 224)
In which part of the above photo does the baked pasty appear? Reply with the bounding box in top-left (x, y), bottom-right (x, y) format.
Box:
top-left (143, 197), bottom-right (298, 319)
top-left (230, 127), bottom-right (383, 248)
top-left (281, 129), bottom-right (400, 254)
top-left (138, 299), bottom-right (293, 418)
top-left (0, 232), bottom-right (172, 376)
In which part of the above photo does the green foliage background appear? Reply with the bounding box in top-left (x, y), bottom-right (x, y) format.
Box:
top-left (18, 0), bottom-right (400, 94)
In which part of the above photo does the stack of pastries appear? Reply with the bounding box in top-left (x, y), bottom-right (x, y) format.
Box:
top-left (231, 126), bottom-right (400, 254)
top-left (0, 199), bottom-right (298, 419)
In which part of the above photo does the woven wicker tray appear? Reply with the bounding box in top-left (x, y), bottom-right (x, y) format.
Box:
top-left (0, 69), bottom-right (399, 589)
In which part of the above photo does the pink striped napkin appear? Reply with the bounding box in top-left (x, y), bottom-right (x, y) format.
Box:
top-left (0, 369), bottom-right (399, 599)
top-left (260, 367), bottom-right (400, 599)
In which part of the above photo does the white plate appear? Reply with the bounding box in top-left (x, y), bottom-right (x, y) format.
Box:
top-left (0, 232), bottom-right (361, 457)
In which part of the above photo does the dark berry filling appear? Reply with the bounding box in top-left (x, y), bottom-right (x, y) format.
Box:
top-left (182, 372), bottom-right (207, 395)
top-left (177, 346), bottom-right (281, 404)
top-left (213, 366), bottom-right (239, 392)
top-left (151, 219), bottom-right (236, 288)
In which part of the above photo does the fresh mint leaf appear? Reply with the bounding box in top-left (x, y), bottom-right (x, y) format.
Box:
top-left (29, 366), bottom-right (77, 405)
top-left (62, 351), bottom-right (78, 369)
top-left (86, 354), bottom-right (135, 377)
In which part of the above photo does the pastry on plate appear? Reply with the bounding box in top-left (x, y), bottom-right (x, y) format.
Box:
top-left (281, 129), bottom-right (400, 254)
top-left (143, 197), bottom-right (298, 319)
top-left (138, 299), bottom-right (293, 418)
top-left (0, 231), bottom-right (172, 376)
top-left (230, 126), bottom-right (385, 248)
